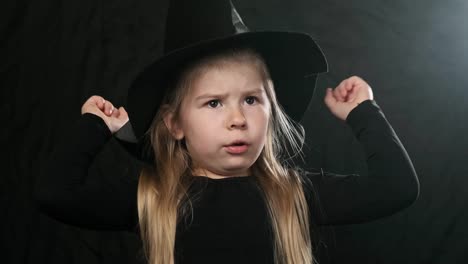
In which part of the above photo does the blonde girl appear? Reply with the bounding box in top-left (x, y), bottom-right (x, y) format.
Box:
top-left (36, 1), bottom-right (419, 264)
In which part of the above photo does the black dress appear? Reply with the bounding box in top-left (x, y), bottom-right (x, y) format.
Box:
top-left (35, 99), bottom-right (419, 263)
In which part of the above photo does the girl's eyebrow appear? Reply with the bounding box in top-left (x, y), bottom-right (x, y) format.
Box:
top-left (195, 89), bottom-right (264, 101)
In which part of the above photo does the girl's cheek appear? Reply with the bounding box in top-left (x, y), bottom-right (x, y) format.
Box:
top-left (252, 106), bottom-right (269, 119)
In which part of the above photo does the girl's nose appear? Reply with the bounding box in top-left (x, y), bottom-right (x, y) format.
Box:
top-left (227, 107), bottom-right (247, 130)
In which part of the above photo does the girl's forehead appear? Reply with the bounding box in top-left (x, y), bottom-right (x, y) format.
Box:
top-left (188, 62), bottom-right (265, 95)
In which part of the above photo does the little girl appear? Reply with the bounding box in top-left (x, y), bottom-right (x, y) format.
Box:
top-left (36, 1), bottom-right (419, 264)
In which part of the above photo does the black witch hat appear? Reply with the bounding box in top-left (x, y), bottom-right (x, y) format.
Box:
top-left (114, 0), bottom-right (328, 164)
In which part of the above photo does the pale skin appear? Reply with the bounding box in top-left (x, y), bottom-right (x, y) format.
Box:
top-left (82, 71), bottom-right (374, 179)
top-left (163, 62), bottom-right (271, 178)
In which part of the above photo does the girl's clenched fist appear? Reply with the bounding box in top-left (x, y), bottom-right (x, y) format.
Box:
top-left (81, 95), bottom-right (129, 134)
top-left (324, 76), bottom-right (374, 121)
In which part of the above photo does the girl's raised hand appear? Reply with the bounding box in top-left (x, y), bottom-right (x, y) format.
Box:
top-left (324, 75), bottom-right (374, 121)
top-left (81, 95), bottom-right (129, 134)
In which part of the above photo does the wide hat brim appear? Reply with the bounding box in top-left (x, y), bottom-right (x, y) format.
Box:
top-left (115, 30), bottom-right (328, 164)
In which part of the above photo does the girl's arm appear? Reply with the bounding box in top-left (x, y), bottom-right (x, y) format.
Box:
top-left (34, 113), bottom-right (139, 231)
top-left (303, 99), bottom-right (420, 225)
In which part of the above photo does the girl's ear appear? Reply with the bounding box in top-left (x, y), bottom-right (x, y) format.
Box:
top-left (162, 106), bottom-right (184, 140)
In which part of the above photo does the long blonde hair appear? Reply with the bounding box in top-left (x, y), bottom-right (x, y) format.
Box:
top-left (137, 48), bottom-right (314, 264)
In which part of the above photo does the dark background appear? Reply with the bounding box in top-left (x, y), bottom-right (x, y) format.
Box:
top-left (2, 0), bottom-right (467, 263)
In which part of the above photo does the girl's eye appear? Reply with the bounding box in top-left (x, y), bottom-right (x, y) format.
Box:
top-left (207, 100), bottom-right (220, 108)
top-left (245, 96), bottom-right (257, 105)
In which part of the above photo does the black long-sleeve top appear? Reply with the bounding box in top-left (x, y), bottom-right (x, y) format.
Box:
top-left (35, 99), bottom-right (419, 263)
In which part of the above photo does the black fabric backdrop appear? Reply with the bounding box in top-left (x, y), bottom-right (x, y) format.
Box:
top-left (2, 0), bottom-right (468, 263)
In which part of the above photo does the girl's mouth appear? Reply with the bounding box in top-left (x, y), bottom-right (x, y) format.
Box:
top-left (224, 142), bottom-right (249, 154)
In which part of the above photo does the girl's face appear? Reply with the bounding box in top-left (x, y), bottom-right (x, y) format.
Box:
top-left (171, 62), bottom-right (271, 179)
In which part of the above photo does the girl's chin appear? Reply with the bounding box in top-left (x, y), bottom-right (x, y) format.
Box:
top-left (192, 166), bottom-right (251, 177)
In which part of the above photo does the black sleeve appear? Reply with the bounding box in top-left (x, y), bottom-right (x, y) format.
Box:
top-left (34, 113), bottom-right (139, 231)
top-left (302, 99), bottom-right (420, 225)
